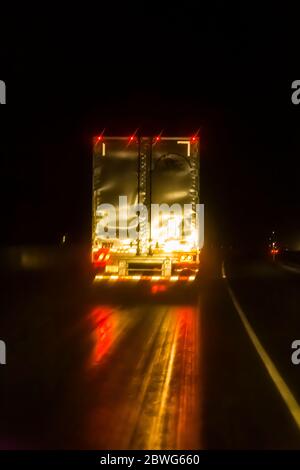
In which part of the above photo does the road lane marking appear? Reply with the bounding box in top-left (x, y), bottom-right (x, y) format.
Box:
top-left (222, 261), bottom-right (300, 431)
top-left (149, 319), bottom-right (179, 447)
top-left (221, 262), bottom-right (226, 279)
top-left (278, 262), bottom-right (300, 275)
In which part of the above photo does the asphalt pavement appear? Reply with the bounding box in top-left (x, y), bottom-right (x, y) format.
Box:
top-left (0, 249), bottom-right (299, 449)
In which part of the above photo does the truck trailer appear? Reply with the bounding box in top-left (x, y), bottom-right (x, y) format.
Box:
top-left (92, 135), bottom-right (202, 282)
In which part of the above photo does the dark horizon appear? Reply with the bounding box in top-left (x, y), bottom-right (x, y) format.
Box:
top-left (1, 5), bottom-right (299, 250)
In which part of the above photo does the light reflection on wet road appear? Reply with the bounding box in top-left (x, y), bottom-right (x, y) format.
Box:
top-left (80, 300), bottom-right (200, 449)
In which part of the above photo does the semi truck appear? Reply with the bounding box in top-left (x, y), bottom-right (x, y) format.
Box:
top-left (92, 135), bottom-right (202, 281)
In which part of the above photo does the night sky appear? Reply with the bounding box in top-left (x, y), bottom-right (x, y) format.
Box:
top-left (1, 4), bottom-right (299, 249)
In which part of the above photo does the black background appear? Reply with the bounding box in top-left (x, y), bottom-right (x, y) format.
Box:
top-left (1, 3), bottom-right (299, 249)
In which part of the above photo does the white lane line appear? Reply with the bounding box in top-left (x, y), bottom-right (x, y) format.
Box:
top-left (222, 261), bottom-right (300, 431)
top-left (278, 262), bottom-right (300, 275)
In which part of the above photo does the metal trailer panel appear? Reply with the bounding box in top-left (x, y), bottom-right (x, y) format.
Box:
top-left (92, 136), bottom-right (200, 277)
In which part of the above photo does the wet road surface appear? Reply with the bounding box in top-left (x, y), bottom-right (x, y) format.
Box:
top-left (0, 250), bottom-right (300, 449)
